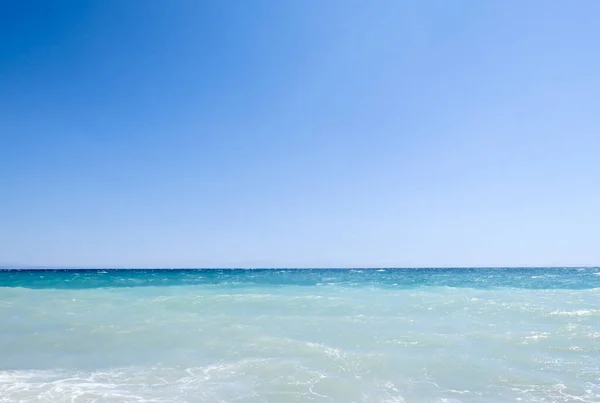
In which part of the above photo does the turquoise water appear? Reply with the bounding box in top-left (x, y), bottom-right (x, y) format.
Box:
top-left (1, 268), bottom-right (599, 402)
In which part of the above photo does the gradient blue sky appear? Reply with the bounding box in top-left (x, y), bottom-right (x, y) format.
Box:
top-left (1, 1), bottom-right (599, 268)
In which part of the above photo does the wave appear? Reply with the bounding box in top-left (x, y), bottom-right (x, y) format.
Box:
top-left (549, 309), bottom-right (600, 317)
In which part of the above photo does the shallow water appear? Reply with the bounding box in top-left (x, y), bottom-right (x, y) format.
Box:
top-left (1, 268), bottom-right (599, 402)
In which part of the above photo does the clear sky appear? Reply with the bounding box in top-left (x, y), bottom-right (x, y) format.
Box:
top-left (1, 1), bottom-right (599, 268)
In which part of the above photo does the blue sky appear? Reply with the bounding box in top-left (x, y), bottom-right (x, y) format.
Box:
top-left (1, 1), bottom-right (599, 268)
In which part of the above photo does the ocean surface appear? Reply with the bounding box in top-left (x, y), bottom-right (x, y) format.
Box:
top-left (1, 268), bottom-right (599, 403)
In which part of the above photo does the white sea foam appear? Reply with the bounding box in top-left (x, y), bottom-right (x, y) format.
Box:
top-left (549, 309), bottom-right (598, 316)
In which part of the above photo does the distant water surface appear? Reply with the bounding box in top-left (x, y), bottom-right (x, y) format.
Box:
top-left (1, 268), bottom-right (599, 402)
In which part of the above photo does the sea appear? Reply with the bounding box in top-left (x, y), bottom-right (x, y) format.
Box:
top-left (1, 268), bottom-right (599, 403)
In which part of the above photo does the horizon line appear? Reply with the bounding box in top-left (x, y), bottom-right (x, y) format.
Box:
top-left (1, 266), bottom-right (598, 271)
